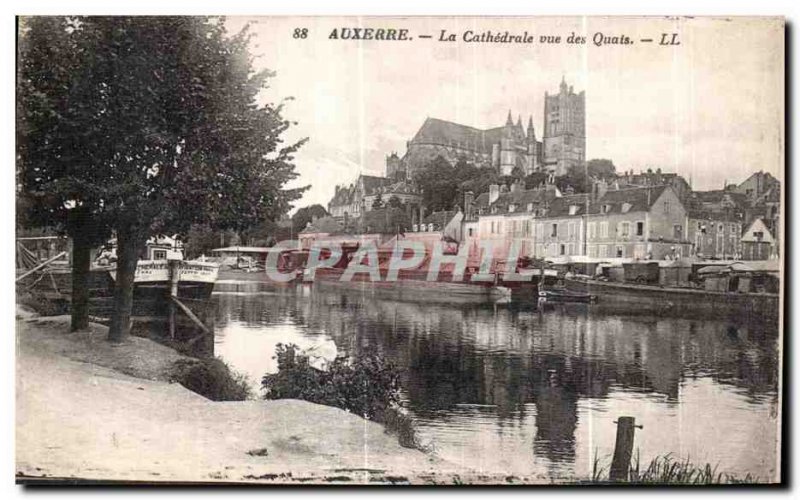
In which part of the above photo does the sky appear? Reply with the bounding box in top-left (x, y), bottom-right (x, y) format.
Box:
top-left (225, 16), bottom-right (784, 211)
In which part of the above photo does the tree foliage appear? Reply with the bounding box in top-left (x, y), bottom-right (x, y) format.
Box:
top-left (586, 158), bottom-right (617, 180)
top-left (18, 17), bottom-right (306, 340)
top-left (262, 343), bottom-right (401, 420)
top-left (291, 204), bottom-right (328, 233)
top-left (413, 155), bottom-right (510, 212)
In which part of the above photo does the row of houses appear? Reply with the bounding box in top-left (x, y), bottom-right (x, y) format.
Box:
top-left (302, 170), bottom-right (780, 264)
top-left (411, 173), bottom-right (779, 262)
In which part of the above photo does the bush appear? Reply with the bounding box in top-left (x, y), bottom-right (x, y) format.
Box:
top-left (262, 343), bottom-right (401, 419)
top-left (171, 357), bottom-right (252, 401)
top-left (262, 344), bottom-right (429, 450)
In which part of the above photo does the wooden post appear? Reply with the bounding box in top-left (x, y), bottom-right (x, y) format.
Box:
top-left (168, 260), bottom-right (180, 340)
top-left (609, 416), bottom-right (640, 482)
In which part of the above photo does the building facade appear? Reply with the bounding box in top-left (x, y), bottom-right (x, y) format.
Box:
top-left (740, 218), bottom-right (777, 260)
top-left (468, 183), bottom-right (692, 262)
top-left (686, 211), bottom-right (743, 259)
top-left (328, 174), bottom-right (422, 220)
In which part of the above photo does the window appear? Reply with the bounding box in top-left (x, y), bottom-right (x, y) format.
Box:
top-left (616, 246), bottom-right (624, 258)
top-left (588, 222), bottom-right (597, 240)
top-left (527, 203), bottom-right (534, 212)
top-left (673, 224), bottom-right (683, 240)
top-left (620, 222), bottom-right (630, 238)
top-left (551, 223), bottom-right (558, 237)
top-left (621, 202), bottom-right (632, 213)
top-left (663, 199), bottom-right (671, 214)
top-left (636, 221), bottom-right (644, 236)
top-left (569, 222), bottom-right (576, 240)
top-left (153, 249), bottom-right (167, 260)
top-left (508, 204), bottom-right (516, 213)
top-left (536, 223), bottom-right (544, 239)
top-left (560, 244), bottom-right (566, 255)
top-left (588, 245), bottom-right (597, 257)
top-left (599, 245), bottom-right (608, 257)
top-left (468, 228), bottom-right (474, 237)
top-left (600, 222), bottom-right (609, 238)
top-left (754, 231), bottom-right (764, 241)
top-left (718, 223), bottom-right (724, 232)
top-left (569, 205), bottom-right (579, 215)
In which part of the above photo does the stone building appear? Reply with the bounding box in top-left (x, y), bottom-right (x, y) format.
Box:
top-left (385, 77), bottom-right (585, 179)
top-left (582, 186), bottom-right (690, 260)
top-left (741, 218), bottom-right (778, 260)
top-left (543, 77), bottom-right (586, 176)
top-left (686, 210), bottom-right (743, 260)
top-left (328, 174), bottom-right (421, 220)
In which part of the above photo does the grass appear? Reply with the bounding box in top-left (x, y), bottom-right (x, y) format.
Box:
top-left (591, 449), bottom-right (759, 484)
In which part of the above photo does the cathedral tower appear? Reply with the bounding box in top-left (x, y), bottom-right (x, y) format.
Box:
top-left (543, 77), bottom-right (586, 176)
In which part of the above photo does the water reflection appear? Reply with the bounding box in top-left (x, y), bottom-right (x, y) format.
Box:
top-left (210, 282), bottom-right (780, 480)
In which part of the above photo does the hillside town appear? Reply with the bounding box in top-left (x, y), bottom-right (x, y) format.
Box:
top-left (302, 79), bottom-right (780, 265)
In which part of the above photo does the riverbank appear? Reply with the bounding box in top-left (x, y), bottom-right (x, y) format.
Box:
top-left (16, 312), bottom-right (479, 484)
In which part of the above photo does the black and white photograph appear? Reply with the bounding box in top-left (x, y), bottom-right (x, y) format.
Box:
top-left (14, 14), bottom-right (784, 486)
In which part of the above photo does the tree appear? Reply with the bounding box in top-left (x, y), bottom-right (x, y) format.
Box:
top-left (413, 155), bottom-right (458, 211)
top-left (586, 158), bottom-right (617, 180)
top-left (291, 204), bottom-right (328, 233)
top-left (361, 207), bottom-right (411, 234)
top-left (523, 172), bottom-right (549, 189)
top-left (183, 224), bottom-right (221, 259)
top-left (555, 164), bottom-right (591, 194)
top-left (18, 17), bottom-right (306, 342)
top-left (387, 195), bottom-right (403, 209)
top-left (17, 17), bottom-right (113, 332)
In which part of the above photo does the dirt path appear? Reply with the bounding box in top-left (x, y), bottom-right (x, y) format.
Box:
top-left (16, 314), bottom-right (465, 484)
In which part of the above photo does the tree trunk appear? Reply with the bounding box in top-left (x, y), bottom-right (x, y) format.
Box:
top-left (108, 225), bottom-right (142, 342)
top-left (70, 235), bottom-right (92, 332)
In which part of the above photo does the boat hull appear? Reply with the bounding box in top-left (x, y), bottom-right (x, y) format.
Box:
top-left (564, 277), bottom-right (779, 323)
top-left (311, 268), bottom-right (519, 304)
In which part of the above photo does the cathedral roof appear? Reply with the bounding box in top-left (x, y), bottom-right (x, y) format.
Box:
top-left (410, 118), bottom-right (509, 154)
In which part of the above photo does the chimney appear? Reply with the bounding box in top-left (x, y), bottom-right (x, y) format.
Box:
top-left (489, 184), bottom-right (500, 204)
top-left (464, 191), bottom-right (475, 220)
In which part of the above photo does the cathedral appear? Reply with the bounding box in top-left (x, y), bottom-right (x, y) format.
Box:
top-left (328, 78), bottom-right (585, 219)
top-left (388, 77), bottom-right (585, 179)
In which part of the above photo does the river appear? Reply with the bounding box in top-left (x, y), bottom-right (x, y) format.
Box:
top-left (208, 281), bottom-right (781, 482)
